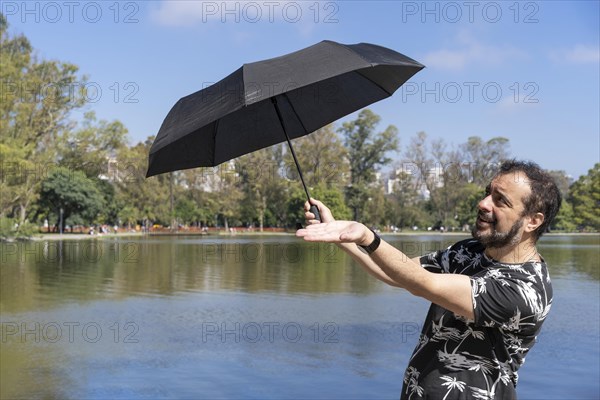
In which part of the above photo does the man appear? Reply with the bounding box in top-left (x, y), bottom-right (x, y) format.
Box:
top-left (296, 160), bottom-right (561, 399)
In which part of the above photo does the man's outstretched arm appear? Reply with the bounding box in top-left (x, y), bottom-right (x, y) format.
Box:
top-left (297, 199), bottom-right (474, 320)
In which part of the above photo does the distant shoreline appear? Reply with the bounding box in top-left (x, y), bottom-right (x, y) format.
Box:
top-left (2, 231), bottom-right (597, 242)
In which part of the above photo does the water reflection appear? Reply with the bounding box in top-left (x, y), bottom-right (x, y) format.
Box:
top-left (1, 234), bottom-right (598, 314)
top-left (0, 332), bottom-right (73, 399)
top-left (537, 234), bottom-right (600, 280)
top-left (0, 234), bottom-right (598, 399)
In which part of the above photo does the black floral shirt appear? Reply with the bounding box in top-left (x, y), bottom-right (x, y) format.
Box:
top-left (401, 239), bottom-right (553, 400)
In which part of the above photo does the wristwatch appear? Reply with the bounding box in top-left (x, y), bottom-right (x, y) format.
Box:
top-left (359, 228), bottom-right (381, 255)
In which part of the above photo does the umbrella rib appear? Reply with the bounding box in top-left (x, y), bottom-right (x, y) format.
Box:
top-left (327, 41), bottom-right (394, 96)
top-left (354, 69), bottom-right (394, 96)
top-left (282, 93), bottom-right (310, 135)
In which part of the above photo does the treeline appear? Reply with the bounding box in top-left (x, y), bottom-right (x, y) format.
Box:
top-left (1, 15), bottom-right (598, 238)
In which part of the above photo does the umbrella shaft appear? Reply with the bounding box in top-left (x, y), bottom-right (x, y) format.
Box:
top-left (271, 97), bottom-right (312, 203)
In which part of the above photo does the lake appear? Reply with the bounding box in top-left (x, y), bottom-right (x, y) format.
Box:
top-left (1, 234), bottom-right (598, 399)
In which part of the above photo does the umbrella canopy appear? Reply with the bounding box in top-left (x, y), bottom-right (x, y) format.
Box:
top-left (146, 40), bottom-right (424, 177)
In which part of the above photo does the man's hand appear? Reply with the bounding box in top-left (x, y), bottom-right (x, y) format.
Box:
top-left (303, 198), bottom-right (335, 224)
top-left (296, 220), bottom-right (373, 246)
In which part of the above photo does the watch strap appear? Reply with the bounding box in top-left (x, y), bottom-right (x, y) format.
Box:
top-left (359, 228), bottom-right (381, 254)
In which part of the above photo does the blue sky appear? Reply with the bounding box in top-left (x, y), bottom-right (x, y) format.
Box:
top-left (3, 1), bottom-right (599, 179)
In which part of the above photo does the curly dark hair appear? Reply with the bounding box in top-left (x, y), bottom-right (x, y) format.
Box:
top-left (493, 160), bottom-right (562, 241)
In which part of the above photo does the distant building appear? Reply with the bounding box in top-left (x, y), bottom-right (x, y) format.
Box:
top-left (386, 164), bottom-right (446, 200)
top-left (192, 160), bottom-right (238, 193)
top-left (98, 156), bottom-right (119, 182)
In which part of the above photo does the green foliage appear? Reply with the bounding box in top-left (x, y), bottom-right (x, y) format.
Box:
top-left (0, 217), bottom-right (15, 240)
top-left (59, 111), bottom-right (129, 178)
top-left (114, 139), bottom-right (170, 226)
top-left (38, 167), bottom-right (105, 231)
top-left (119, 205), bottom-right (140, 230)
top-left (569, 163), bottom-right (600, 231)
top-left (174, 198), bottom-right (203, 225)
top-left (313, 186), bottom-right (352, 221)
top-left (284, 124), bottom-right (349, 189)
top-left (1, 15), bottom-right (87, 226)
top-left (454, 184), bottom-right (485, 228)
top-left (552, 200), bottom-right (577, 232)
top-left (14, 220), bottom-right (38, 238)
top-left (461, 136), bottom-right (510, 186)
top-left (95, 178), bottom-right (120, 225)
top-left (339, 109), bottom-right (398, 220)
top-left (236, 146), bottom-right (287, 230)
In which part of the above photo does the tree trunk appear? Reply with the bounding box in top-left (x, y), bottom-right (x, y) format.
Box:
top-left (258, 211), bottom-right (264, 232)
top-left (259, 196), bottom-right (267, 232)
top-left (19, 203), bottom-right (27, 225)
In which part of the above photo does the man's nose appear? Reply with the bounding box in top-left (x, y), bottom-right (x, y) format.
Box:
top-left (478, 195), bottom-right (493, 212)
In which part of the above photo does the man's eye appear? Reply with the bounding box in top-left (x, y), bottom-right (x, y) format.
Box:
top-left (493, 195), bottom-right (507, 205)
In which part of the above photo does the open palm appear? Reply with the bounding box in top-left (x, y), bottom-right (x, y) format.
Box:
top-left (296, 221), bottom-right (366, 244)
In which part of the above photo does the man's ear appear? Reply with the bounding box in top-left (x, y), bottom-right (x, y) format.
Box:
top-left (525, 212), bottom-right (545, 233)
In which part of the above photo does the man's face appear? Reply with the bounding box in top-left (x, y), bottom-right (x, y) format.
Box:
top-left (471, 172), bottom-right (532, 249)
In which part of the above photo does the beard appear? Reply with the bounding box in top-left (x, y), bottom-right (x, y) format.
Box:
top-left (471, 212), bottom-right (524, 249)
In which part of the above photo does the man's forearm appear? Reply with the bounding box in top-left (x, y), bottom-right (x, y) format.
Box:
top-left (296, 206), bottom-right (473, 319)
top-left (358, 234), bottom-right (474, 319)
top-left (335, 241), bottom-right (407, 288)
top-left (367, 240), bottom-right (431, 295)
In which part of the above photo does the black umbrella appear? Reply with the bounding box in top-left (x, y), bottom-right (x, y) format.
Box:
top-left (147, 40), bottom-right (424, 220)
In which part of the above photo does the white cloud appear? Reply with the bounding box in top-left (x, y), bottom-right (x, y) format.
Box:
top-left (551, 44), bottom-right (600, 64)
top-left (150, 0), bottom-right (308, 27)
top-left (150, 1), bottom-right (207, 27)
top-left (422, 49), bottom-right (470, 70)
top-left (421, 32), bottom-right (525, 71)
top-left (491, 94), bottom-right (541, 115)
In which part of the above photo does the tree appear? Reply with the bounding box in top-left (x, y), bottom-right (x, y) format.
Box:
top-left (114, 138), bottom-right (170, 227)
top-left (461, 136), bottom-right (510, 186)
top-left (0, 14), bottom-right (32, 135)
top-left (400, 133), bottom-right (512, 230)
top-left (548, 170), bottom-right (573, 199)
top-left (552, 200), bottom-right (577, 232)
top-left (429, 138), bottom-right (465, 228)
top-left (1, 15), bottom-right (88, 225)
top-left (548, 170), bottom-right (575, 232)
top-left (311, 185), bottom-right (352, 221)
top-left (38, 168), bottom-right (105, 232)
top-left (237, 146), bottom-right (285, 230)
top-left (174, 198), bottom-right (202, 226)
top-left (119, 205), bottom-right (140, 231)
top-left (58, 111), bottom-right (129, 179)
top-left (454, 183), bottom-right (485, 230)
top-left (214, 162), bottom-right (243, 230)
top-left (95, 178), bottom-right (120, 226)
top-left (569, 163), bottom-right (600, 231)
top-left (0, 143), bottom-right (37, 221)
top-left (283, 124), bottom-right (349, 190)
top-left (388, 170), bottom-right (429, 230)
top-left (339, 109), bottom-right (398, 220)
top-left (361, 186), bottom-right (387, 227)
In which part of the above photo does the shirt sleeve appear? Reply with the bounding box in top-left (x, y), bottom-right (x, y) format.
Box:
top-left (418, 239), bottom-right (477, 274)
top-left (419, 248), bottom-right (448, 273)
top-left (470, 264), bottom-right (551, 331)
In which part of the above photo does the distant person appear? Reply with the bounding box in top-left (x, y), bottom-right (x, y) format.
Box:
top-left (297, 160), bottom-right (561, 399)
